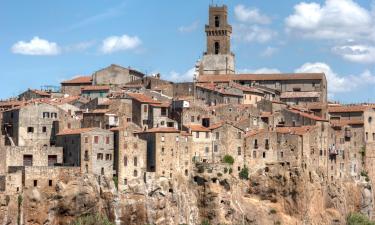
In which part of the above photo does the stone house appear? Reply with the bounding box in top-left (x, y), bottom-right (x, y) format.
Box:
top-left (56, 128), bottom-right (114, 178)
top-left (112, 125), bottom-right (146, 191)
top-left (18, 89), bottom-right (51, 101)
top-left (196, 83), bottom-right (243, 105)
top-left (81, 86), bottom-right (110, 99)
top-left (82, 109), bottom-right (119, 129)
top-left (92, 64), bottom-right (145, 87)
top-left (138, 127), bottom-right (182, 179)
top-left (185, 124), bottom-right (212, 163)
top-left (61, 76), bottom-right (93, 96)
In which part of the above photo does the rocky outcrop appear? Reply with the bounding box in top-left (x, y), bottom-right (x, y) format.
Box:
top-left (0, 166), bottom-right (372, 225)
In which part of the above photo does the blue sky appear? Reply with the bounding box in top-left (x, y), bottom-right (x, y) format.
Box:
top-left (1, 0), bottom-right (375, 103)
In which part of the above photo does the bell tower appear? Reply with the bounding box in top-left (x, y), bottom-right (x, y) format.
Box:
top-left (200, 5), bottom-right (235, 75)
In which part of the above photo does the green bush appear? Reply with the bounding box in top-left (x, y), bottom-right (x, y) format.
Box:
top-left (113, 176), bottom-right (118, 190)
top-left (223, 155), bottom-right (234, 165)
top-left (347, 212), bottom-right (375, 225)
top-left (70, 214), bottom-right (114, 225)
top-left (217, 172), bottom-right (223, 177)
top-left (239, 166), bottom-right (249, 180)
top-left (269, 208), bottom-right (277, 214)
top-left (201, 220), bottom-right (211, 225)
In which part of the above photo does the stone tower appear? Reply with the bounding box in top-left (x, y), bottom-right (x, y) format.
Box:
top-left (200, 5), bottom-right (235, 75)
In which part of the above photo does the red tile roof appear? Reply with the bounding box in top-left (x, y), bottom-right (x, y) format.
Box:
top-left (126, 92), bottom-right (162, 104)
top-left (186, 124), bottom-right (211, 132)
top-left (28, 89), bottom-right (51, 97)
top-left (57, 128), bottom-right (96, 136)
top-left (287, 108), bottom-right (328, 121)
top-left (81, 85), bottom-right (110, 91)
top-left (328, 105), bottom-right (368, 113)
top-left (276, 126), bottom-right (316, 135)
top-left (139, 127), bottom-right (180, 133)
top-left (61, 76), bottom-right (92, 84)
top-left (198, 73), bottom-right (325, 83)
top-left (331, 119), bottom-right (364, 127)
top-left (280, 92), bottom-right (320, 99)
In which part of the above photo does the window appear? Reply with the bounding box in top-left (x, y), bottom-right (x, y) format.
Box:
top-left (161, 147), bottom-right (165, 154)
top-left (97, 153), bottom-right (103, 160)
top-left (127, 118), bottom-right (132, 122)
top-left (106, 154), bottom-right (112, 161)
top-left (101, 168), bottom-right (104, 175)
top-left (143, 105), bottom-right (148, 113)
top-left (106, 136), bottom-right (110, 144)
top-left (48, 180), bottom-right (53, 187)
top-left (366, 132), bottom-right (369, 141)
top-left (33, 180), bottom-right (38, 187)
top-left (84, 151), bottom-right (89, 161)
top-left (67, 123), bottom-right (71, 129)
top-left (191, 116), bottom-right (195, 122)
top-left (369, 117), bottom-right (373, 123)
top-left (281, 152), bottom-right (284, 158)
top-left (215, 15), bottom-right (220, 27)
top-left (237, 147), bottom-right (241, 156)
top-left (48, 155), bottom-right (57, 166)
top-left (214, 42), bottom-right (220, 55)
top-left (161, 108), bottom-right (167, 116)
top-left (23, 155), bottom-right (33, 166)
top-left (214, 145), bottom-right (218, 152)
top-left (51, 113), bottom-right (57, 118)
top-left (263, 152), bottom-right (266, 158)
top-left (94, 136), bottom-right (99, 144)
top-left (205, 132), bottom-right (209, 138)
top-left (124, 156), bottom-right (128, 166)
top-left (216, 132), bottom-right (219, 140)
top-left (185, 169), bottom-right (188, 176)
top-left (27, 127), bottom-right (34, 133)
top-left (85, 137), bottom-right (88, 143)
top-left (134, 157), bottom-right (138, 166)
top-left (161, 136), bottom-right (165, 142)
top-left (42, 126), bottom-right (47, 133)
top-left (254, 139), bottom-right (258, 149)
top-left (43, 112), bottom-right (50, 118)
top-left (237, 132), bottom-right (242, 139)
top-left (124, 179), bottom-right (127, 185)
top-left (196, 132), bottom-right (200, 138)
top-left (265, 139), bottom-right (269, 149)
top-left (133, 170), bottom-right (138, 177)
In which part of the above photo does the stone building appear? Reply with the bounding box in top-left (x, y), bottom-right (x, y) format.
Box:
top-left (138, 127), bottom-right (182, 179)
top-left (81, 85), bottom-right (110, 99)
top-left (112, 124), bottom-right (146, 191)
top-left (61, 76), bottom-right (93, 96)
top-left (18, 89), bottom-right (51, 101)
top-left (196, 83), bottom-right (243, 105)
top-left (56, 128), bottom-right (114, 178)
top-left (200, 5), bottom-right (235, 75)
top-left (92, 64), bottom-right (145, 87)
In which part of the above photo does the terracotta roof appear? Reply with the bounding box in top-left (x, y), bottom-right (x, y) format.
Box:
top-left (81, 85), bottom-right (110, 91)
top-left (280, 92), bottom-right (320, 99)
top-left (198, 73), bottom-right (325, 83)
top-left (208, 122), bottom-right (224, 130)
top-left (287, 108), bottom-right (327, 121)
top-left (61, 76), bottom-right (92, 84)
top-left (150, 102), bottom-right (170, 107)
top-left (28, 89), bottom-right (51, 97)
top-left (185, 124), bottom-right (211, 132)
top-left (331, 119), bottom-right (364, 127)
top-left (230, 83), bottom-right (264, 94)
top-left (196, 84), bottom-right (243, 97)
top-left (126, 92), bottom-right (161, 104)
top-left (57, 128), bottom-right (96, 136)
top-left (245, 129), bottom-right (265, 137)
top-left (138, 127), bottom-right (180, 133)
top-left (48, 96), bottom-right (80, 105)
top-left (328, 105), bottom-right (368, 113)
top-left (276, 126), bottom-right (316, 136)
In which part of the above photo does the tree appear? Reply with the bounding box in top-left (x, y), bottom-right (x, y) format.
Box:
top-left (347, 212), bottom-right (375, 225)
top-left (239, 166), bottom-right (249, 180)
top-left (223, 155), bottom-right (234, 165)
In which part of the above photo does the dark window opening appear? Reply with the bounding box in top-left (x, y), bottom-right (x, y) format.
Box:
top-left (48, 180), bottom-right (53, 187)
top-left (27, 127), bottom-right (34, 133)
top-left (215, 16), bottom-right (220, 27)
top-left (42, 126), bottom-right (47, 133)
top-left (214, 42), bottom-right (220, 55)
top-left (33, 180), bottom-right (37, 187)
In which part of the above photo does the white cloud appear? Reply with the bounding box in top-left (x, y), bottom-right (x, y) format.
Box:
top-left (295, 62), bottom-right (375, 95)
top-left (168, 68), bottom-right (195, 82)
top-left (178, 21), bottom-right (199, 33)
top-left (234, 5), bottom-right (271, 24)
top-left (233, 24), bottom-right (277, 43)
top-left (332, 43), bottom-right (375, 63)
top-left (285, 0), bottom-right (374, 41)
top-left (261, 46), bottom-right (278, 57)
top-left (100, 35), bottom-right (141, 54)
top-left (238, 68), bottom-right (281, 74)
top-left (11, 37), bottom-right (61, 56)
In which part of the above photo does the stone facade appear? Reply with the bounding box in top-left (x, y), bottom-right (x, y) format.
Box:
top-left (56, 128), bottom-right (114, 178)
top-left (92, 64), bottom-right (144, 87)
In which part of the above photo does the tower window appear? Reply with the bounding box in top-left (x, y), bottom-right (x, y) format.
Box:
top-left (215, 16), bottom-right (220, 27)
top-left (214, 42), bottom-right (220, 55)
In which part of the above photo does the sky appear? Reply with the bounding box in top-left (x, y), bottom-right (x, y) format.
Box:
top-left (1, 0), bottom-right (375, 103)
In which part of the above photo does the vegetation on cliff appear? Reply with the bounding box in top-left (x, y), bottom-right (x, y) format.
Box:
top-left (347, 212), bottom-right (375, 225)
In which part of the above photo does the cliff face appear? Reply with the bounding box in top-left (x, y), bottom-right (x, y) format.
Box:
top-left (0, 166), bottom-right (372, 225)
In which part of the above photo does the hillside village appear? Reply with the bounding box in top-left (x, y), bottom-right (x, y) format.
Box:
top-left (0, 5), bottom-right (374, 225)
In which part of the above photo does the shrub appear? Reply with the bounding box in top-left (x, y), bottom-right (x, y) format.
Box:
top-left (347, 212), bottom-right (375, 225)
top-left (269, 208), bottom-right (277, 214)
top-left (223, 155), bottom-right (234, 165)
top-left (113, 176), bottom-right (118, 190)
top-left (201, 220), bottom-right (211, 225)
top-left (70, 214), bottom-right (114, 225)
top-left (217, 172), bottom-right (223, 177)
top-left (239, 166), bottom-right (249, 180)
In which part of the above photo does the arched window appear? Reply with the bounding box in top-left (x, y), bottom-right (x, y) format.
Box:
top-left (215, 16), bottom-right (220, 27)
top-left (214, 42), bottom-right (220, 55)
top-left (124, 156), bottom-right (128, 167)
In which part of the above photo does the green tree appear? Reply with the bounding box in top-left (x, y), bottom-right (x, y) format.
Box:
top-left (223, 155), bottom-right (234, 165)
top-left (347, 212), bottom-right (375, 225)
top-left (239, 166), bottom-right (249, 180)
